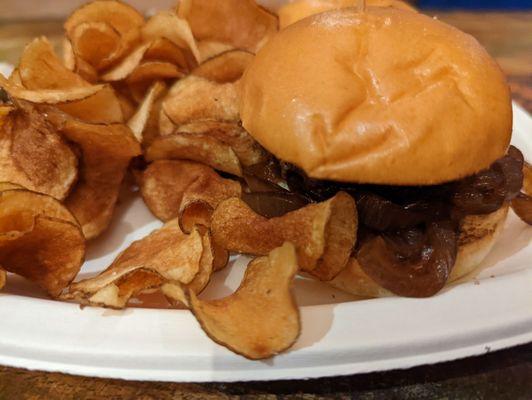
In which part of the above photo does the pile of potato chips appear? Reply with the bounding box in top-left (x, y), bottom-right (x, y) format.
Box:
top-left (0, 0), bottom-right (363, 359)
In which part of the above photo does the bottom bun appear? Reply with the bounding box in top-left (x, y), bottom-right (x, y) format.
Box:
top-left (329, 205), bottom-right (509, 298)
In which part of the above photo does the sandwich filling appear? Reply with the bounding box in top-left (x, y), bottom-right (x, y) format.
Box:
top-left (242, 146), bottom-right (526, 297)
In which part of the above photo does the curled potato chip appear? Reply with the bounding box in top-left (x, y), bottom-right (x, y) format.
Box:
top-left (188, 242), bottom-right (300, 359)
top-left (16, 37), bottom-right (122, 123)
top-left (139, 160), bottom-right (241, 226)
top-left (64, 220), bottom-right (211, 308)
top-left (0, 105), bottom-right (78, 200)
top-left (164, 76), bottom-right (239, 126)
top-left (57, 86), bottom-right (124, 124)
top-left (19, 37), bottom-right (88, 90)
top-left (192, 50), bottom-right (254, 83)
top-left (177, 120), bottom-right (266, 167)
top-left (128, 81), bottom-right (166, 141)
top-left (178, 0), bottom-right (278, 53)
top-left (126, 61), bottom-right (185, 85)
top-left (142, 11), bottom-right (201, 64)
top-left (100, 42), bottom-right (151, 82)
top-left (0, 189), bottom-right (85, 297)
top-left (144, 38), bottom-right (191, 70)
top-left (62, 38), bottom-right (76, 70)
top-left (197, 41), bottom-right (235, 63)
top-left (146, 133), bottom-right (242, 176)
top-left (212, 192), bottom-right (357, 280)
top-left (70, 22), bottom-right (121, 70)
top-left (60, 119), bottom-right (141, 239)
top-left (65, 0), bottom-right (145, 70)
top-left (0, 74), bottom-right (103, 104)
top-left (0, 189), bottom-right (78, 224)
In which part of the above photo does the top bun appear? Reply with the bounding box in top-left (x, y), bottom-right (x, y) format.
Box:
top-left (240, 8), bottom-right (512, 185)
top-left (278, 0), bottom-right (416, 29)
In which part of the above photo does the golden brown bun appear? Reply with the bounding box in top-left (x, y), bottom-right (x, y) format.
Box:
top-left (240, 8), bottom-right (512, 185)
top-left (329, 205), bottom-right (509, 298)
top-left (278, 0), bottom-right (416, 29)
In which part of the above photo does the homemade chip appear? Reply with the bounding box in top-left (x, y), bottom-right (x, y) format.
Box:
top-left (18, 37), bottom-right (88, 90)
top-left (144, 37), bottom-right (191, 70)
top-left (62, 38), bottom-right (76, 70)
top-left (512, 163), bottom-right (532, 225)
top-left (197, 41), bottom-right (235, 63)
top-left (100, 42), bottom-right (151, 82)
top-left (0, 74), bottom-right (103, 104)
top-left (16, 37), bottom-right (122, 123)
top-left (211, 192), bottom-right (357, 280)
top-left (64, 220), bottom-right (210, 308)
top-left (192, 50), bottom-right (254, 83)
top-left (65, 0), bottom-right (145, 70)
top-left (163, 76), bottom-right (239, 126)
top-left (0, 189), bottom-right (78, 224)
top-left (178, 0), bottom-right (278, 53)
top-left (57, 86), bottom-right (124, 124)
top-left (139, 160), bottom-right (241, 225)
top-left (126, 61), bottom-right (185, 85)
top-left (59, 119), bottom-right (141, 239)
top-left (128, 81), bottom-right (166, 141)
top-left (188, 242), bottom-right (300, 359)
top-left (0, 189), bottom-right (85, 297)
top-left (177, 120), bottom-right (266, 167)
top-left (146, 133), bottom-right (242, 176)
top-left (69, 22), bottom-right (122, 70)
top-left (0, 105), bottom-right (78, 200)
top-left (141, 11), bottom-right (201, 64)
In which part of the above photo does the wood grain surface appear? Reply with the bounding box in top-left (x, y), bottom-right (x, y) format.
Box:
top-left (0, 11), bottom-right (531, 400)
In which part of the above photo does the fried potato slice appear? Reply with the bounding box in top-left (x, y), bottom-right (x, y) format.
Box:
top-left (139, 160), bottom-right (241, 226)
top-left (178, 0), bottom-right (278, 53)
top-left (197, 41), bottom-right (235, 63)
top-left (57, 86), bottom-right (124, 124)
top-left (0, 105), bottom-right (78, 200)
top-left (177, 120), bottom-right (266, 167)
top-left (16, 37), bottom-right (123, 123)
top-left (163, 76), bottom-right (239, 126)
top-left (19, 37), bottom-right (88, 90)
top-left (212, 192), bottom-right (357, 280)
top-left (0, 74), bottom-right (103, 104)
top-left (188, 242), bottom-right (300, 359)
top-left (142, 11), bottom-right (201, 64)
top-left (60, 119), bottom-right (141, 239)
top-left (65, 0), bottom-right (145, 70)
top-left (144, 37), bottom-right (191, 70)
top-left (128, 81), bottom-right (166, 141)
top-left (126, 61), bottom-right (185, 85)
top-left (192, 50), bottom-right (254, 83)
top-left (146, 133), bottom-right (242, 177)
top-left (64, 220), bottom-right (211, 308)
top-left (100, 42), bottom-right (151, 82)
top-left (69, 22), bottom-right (121, 71)
top-left (0, 189), bottom-right (78, 224)
top-left (0, 189), bottom-right (85, 297)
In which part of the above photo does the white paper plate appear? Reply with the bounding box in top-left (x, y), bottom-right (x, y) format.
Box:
top-left (0, 87), bottom-right (531, 381)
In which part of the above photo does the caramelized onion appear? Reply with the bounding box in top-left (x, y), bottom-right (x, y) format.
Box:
top-left (451, 169), bottom-right (506, 215)
top-left (495, 146), bottom-right (524, 201)
top-left (511, 193), bottom-right (532, 225)
top-left (358, 222), bottom-right (458, 297)
top-left (242, 192), bottom-right (309, 218)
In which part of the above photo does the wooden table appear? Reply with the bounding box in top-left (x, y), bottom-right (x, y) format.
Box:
top-left (0, 11), bottom-right (531, 399)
